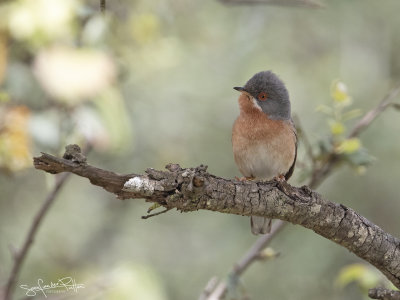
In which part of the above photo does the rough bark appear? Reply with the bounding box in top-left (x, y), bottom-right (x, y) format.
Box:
top-left (33, 146), bottom-right (400, 290)
top-left (369, 288), bottom-right (400, 300)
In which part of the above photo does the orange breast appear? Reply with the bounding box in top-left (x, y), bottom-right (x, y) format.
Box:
top-left (232, 93), bottom-right (296, 179)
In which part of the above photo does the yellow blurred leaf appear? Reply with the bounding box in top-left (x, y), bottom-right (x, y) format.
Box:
top-left (336, 263), bottom-right (381, 290)
top-left (0, 105), bottom-right (32, 171)
top-left (336, 138), bottom-right (361, 154)
top-left (131, 13), bottom-right (160, 45)
top-left (329, 120), bottom-right (345, 135)
top-left (258, 247), bottom-right (280, 260)
top-left (331, 80), bottom-right (352, 106)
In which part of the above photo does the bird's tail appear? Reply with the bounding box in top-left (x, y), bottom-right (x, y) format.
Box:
top-left (250, 216), bottom-right (271, 235)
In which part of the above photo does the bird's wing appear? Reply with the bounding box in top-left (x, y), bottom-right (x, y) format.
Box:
top-left (284, 119), bottom-right (297, 180)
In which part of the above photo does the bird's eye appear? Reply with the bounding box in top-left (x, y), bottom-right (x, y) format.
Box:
top-left (258, 92), bottom-right (268, 101)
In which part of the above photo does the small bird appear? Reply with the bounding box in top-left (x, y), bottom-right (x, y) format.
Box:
top-left (232, 71), bottom-right (297, 235)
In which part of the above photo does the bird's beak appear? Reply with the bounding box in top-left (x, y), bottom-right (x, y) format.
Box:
top-left (233, 86), bottom-right (245, 92)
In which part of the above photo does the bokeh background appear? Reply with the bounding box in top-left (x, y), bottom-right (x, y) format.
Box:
top-left (1, 0), bottom-right (400, 299)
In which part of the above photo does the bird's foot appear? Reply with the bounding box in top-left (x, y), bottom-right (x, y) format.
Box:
top-left (274, 174), bottom-right (286, 182)
top-left (235, 176), bottom-right (255, 181)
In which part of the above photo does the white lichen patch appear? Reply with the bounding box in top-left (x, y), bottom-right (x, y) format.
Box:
top-left (356, 226), bottom-right (368, 246)
top-left (310, 204), bottom-right (321, 215)
top-left (123, 177), bottom-right (156, 196)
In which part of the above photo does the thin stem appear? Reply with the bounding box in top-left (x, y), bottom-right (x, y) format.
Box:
top-left (349, 84), bottom-right (400, 138)
top-left (141, 208), bottom-right (171, 219)
top-left (3, 172), bottom-right (70, 300)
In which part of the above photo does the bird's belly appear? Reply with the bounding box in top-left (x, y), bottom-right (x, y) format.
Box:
top-left (233, 134), bottom-right (294, 180)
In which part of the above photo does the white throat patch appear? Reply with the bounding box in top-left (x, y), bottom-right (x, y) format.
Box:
top-left (251, 97), bottom-right (262, 111)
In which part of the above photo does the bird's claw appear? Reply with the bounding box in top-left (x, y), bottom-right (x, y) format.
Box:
top-left (274, 175), bottom-right (286, 182)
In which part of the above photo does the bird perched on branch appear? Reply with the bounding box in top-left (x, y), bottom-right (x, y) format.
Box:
top-left (232, 71), bottom-right (297, 235)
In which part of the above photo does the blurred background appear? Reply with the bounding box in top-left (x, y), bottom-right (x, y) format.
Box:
top-left (0, 0), bottom-right (400, 299)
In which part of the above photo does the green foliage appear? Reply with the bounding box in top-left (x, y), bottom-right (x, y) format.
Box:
top-left (315, 80), bottom-right (375, 174)
top-left (335, 263), bottom-right (397, 299)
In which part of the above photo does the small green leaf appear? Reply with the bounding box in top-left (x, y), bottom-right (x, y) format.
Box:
top-left (336, 138), bottom-right (361, 154)
top-left (345, 148), bottom-right (375, 167)
top-left (342, 109), bottom-right (363, 121)
top-left (329, 120), bottom-right (345, 135)
top-left (315, 104), bottom-right (333, 115)
top-left (0, 91), bottom-right (9, 102)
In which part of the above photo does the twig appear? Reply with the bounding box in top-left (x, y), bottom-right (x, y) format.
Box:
top-left (141, 208), bottom-right (171, 219)
top-left (3, 172), bottom-right (70, 300)
top-left (231, 220), bottom-right (285, 277)
top-left (3, 145), bottom-right (91, 300)
top-left (202, 83), bottom-right (400, 299)
top-left (349, 84), bottom-right (400, 138)
top-left (199, 277), bottom-right (220, 300)
top-left (100, 0), bottom-right (106, 13)
top-left (203, 220), bottom-right (286, 300)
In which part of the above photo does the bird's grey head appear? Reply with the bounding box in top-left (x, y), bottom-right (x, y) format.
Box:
top-left (234, 71), bottom-right (291, 120)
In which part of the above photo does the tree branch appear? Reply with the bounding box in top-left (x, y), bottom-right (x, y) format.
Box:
top-left (33, 146), bottom-right (400, 290)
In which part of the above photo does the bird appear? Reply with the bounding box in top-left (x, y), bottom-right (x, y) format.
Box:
top-left (232, 70), bottom-right (297, 235)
